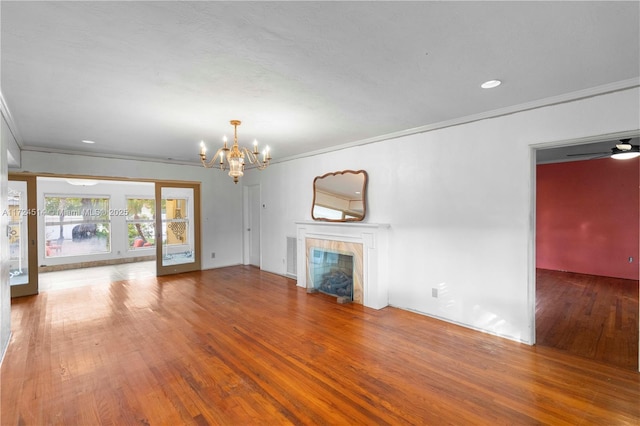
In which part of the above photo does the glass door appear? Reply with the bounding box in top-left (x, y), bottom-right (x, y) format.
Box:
top-left (8, 175), bottom-right (38, 297)
top-left (155, 182), bottom-right (201, 276)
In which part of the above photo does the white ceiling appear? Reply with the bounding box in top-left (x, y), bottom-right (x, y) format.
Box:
top-left (1, 1), bottom-right (639, 165)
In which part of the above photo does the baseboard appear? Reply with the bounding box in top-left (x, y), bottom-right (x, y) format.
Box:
top-left (391, 304), bottom-right (533, 346)
top-left (39, 255), bottom-right (155, 273)
top-left (0, 331), bottom-right (11, 368)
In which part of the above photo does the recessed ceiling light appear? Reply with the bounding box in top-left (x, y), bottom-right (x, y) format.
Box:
top-left (481, 80), bottom-right (502, 89)
top-left (81, 140), bottom-right (95, 144)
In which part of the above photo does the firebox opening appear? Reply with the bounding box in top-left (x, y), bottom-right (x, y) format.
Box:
top-left (310, 248), bottom-right (354, 302)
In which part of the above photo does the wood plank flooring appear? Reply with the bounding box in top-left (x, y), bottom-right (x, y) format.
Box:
top-left (536, 268), bottom-right (639, 370)
top-left (2, 266), bottom-right (639, 425)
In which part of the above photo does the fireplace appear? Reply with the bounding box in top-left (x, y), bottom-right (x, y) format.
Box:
top-left (307, 241), bottom-right (363, 302)
top-left (296, 221), bottom-right (390, 309)
top-left (310, 249), bottom-right (354, 302)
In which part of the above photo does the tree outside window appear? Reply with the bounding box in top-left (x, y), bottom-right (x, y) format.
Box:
top-left (127, 198), bottom-right (155, 249)
top-left (44, 196), bottom-right (111, 257)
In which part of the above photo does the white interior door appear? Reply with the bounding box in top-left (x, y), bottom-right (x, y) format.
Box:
top-left (247, 184), bottom-right (260, 267)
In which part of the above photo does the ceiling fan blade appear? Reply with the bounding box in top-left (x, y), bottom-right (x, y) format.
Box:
top-left (566, 152), bottom-right (609, 157)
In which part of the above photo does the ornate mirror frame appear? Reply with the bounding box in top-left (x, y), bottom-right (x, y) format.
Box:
top-left (311, 170), bottom-right (368, 222)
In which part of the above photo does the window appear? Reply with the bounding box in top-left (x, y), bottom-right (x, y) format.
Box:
top-left (44, 196), bottom-right (111, 257)
top-left (163, 198), bottom-right (189, 246)
top-left (127, 198), bottom-right (155, 250)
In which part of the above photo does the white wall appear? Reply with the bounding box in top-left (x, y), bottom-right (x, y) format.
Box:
top-left (13, 153), bottom-right (246, 270)
top-left (246, 87), bottom-right (640, 344)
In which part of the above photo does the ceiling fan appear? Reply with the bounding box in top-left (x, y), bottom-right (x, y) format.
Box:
top-left (567, 138), bottom-right (640, 160)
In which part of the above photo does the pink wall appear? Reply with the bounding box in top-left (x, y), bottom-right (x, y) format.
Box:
top-left (537, 158), bottom-right (639, 280)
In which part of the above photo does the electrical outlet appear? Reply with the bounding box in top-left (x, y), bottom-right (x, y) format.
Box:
top-left (432, 288), bottom-right (438, 298)
top-left (211, 252), bottom-right (216, 259)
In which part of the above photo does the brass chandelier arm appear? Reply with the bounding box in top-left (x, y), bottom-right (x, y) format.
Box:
top-left (200, 146), bottom-right (229, 171)
top-left (242, 147), bottom-right (271, 170)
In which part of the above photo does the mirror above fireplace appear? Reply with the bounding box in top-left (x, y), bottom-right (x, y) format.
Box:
top-left (312, 170), bottom-right (368, 222)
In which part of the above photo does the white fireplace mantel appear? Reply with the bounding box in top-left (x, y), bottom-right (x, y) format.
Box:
top-left (295, 221), bottom-right (390, 309)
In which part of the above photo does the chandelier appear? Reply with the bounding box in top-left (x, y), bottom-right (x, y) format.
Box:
top-left (199, 120), bottom-right (271, 184)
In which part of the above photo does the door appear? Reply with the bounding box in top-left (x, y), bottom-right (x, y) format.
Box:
top-left (8, 175), bottom-right (38, 297)
top-left (247, 184), bottom-right (261, 267)
top-left (155, 182), bottom-right (201, 276)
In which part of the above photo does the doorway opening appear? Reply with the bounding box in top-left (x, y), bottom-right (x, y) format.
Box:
top-left (533, 133), bottom-right (639, 371)
top-left (8, 174), bottom-right (202, 295)
top-left (36, 177), bottom-right (156, 274)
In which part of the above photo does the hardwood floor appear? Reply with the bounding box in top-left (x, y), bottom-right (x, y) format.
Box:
top-left (536, 268), bottom-right (639, 370)
top-left (38, 260), bottom-right (156, 291)
top-left (2, 266), bottom-right (639, 425)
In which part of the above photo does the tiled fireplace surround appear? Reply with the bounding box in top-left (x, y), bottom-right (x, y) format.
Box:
top-left (295, 221), bottom-right (390, 309)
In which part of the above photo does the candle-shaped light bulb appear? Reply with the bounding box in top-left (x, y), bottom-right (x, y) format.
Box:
top-left (253, 139), bottom-right (258, 154)
top-left (219, 151), bottom-right (224, 164)
top-left (262, 148), bottom-right (266, 162)
top-left (199, 141), bottom-right (206, 156)
top-left (266, 146), bottom-right (271, 160)
top-left (223, 135), bottom-right (228, 148)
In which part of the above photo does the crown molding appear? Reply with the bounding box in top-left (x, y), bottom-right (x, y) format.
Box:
top-left (277, 78), bottom-right (640, 163)
top-left (9, 78), bottom-right (640, 166)
top-left (0, 89), bottom-right (24, 148)
top-left (18, 145), bottom-right (271, 169)
top-left (17, 145), bottom-right (202, 168)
